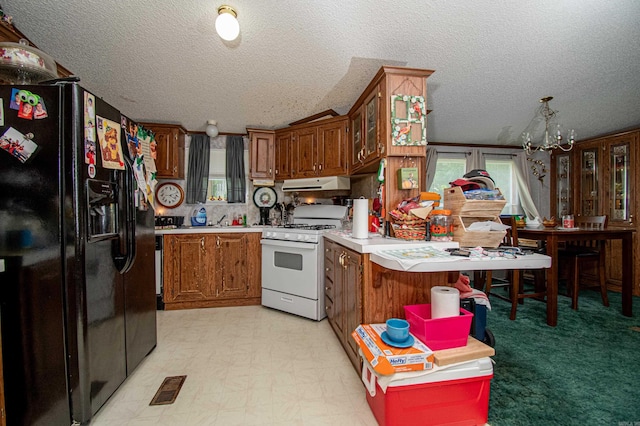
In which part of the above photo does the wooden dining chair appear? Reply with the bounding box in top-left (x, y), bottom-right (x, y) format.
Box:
top-left (483, 216), bottom-right (546, 320)
top-left (560, 215), bottom-right (609, 310)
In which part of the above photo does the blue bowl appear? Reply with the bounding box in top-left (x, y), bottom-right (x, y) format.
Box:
top-left (386, 318), bottom-right (410, 342)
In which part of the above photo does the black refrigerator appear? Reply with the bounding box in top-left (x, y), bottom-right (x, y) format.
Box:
top-left (0, 82), bottom-right (157, 425)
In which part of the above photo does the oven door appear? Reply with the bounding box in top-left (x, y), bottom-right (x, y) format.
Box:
top-left (261, 238), bottom-right (319, 299)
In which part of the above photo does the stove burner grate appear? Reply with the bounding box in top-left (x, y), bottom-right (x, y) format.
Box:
top-left (277, 224), bottom-right (337, 231)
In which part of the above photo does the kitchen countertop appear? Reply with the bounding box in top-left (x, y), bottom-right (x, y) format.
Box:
top-left (324, 231), bottom-right (552, 273)
top-left (155, 226), bottom-right (264, 235)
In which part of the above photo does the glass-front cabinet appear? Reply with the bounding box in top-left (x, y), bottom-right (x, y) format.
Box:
top-left (572, 134), bottom-right (635, 227)
top-left (551, 153), bottom-right (572, 218)
top-left (579, 145), bottom-right (600, 217)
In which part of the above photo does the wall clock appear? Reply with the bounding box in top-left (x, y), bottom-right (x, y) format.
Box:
top-left (156, 182), bottom-right (185, 209)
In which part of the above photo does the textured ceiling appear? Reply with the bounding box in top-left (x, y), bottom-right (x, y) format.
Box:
top-left (4, 0), bottom-right (640, 145)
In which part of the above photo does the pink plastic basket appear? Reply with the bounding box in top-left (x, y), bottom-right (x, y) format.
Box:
top-left (404, 304), bottom-right (473, 350)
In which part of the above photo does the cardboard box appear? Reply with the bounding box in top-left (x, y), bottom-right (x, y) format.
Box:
top-left (352, 324), bottom-right (434, 375)
top-left (362, 356), bottom-right (493, 426)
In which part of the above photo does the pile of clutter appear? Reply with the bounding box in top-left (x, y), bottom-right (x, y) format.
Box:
top-left (449, 169), bottom-right (504, 200)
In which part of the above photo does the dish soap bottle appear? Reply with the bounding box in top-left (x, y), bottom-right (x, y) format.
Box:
top-left (191, 204), bottom-right (207, 226)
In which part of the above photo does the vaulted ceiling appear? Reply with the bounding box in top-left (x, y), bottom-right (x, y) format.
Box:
top-left (4, 0), bottom-right (640, 145)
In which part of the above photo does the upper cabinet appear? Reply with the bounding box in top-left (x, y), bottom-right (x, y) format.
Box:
top-left (348, 66), bottom-right (434, 174)
top-left (140, 123), bottom-right (186, 179)
top-left (248, 129), bottom-right (275, 180)
top-left (271, 116), bottom-right (349, 180)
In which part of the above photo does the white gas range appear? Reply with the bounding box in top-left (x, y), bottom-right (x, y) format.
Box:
top-left (260, 205), bottom-right (348, 320)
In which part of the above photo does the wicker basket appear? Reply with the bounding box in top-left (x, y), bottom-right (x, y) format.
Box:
top-left (392, 223), bottom-right (427, 240)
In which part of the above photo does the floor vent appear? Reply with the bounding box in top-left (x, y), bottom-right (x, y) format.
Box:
top-left (149, 375), bottom-right (187, 405)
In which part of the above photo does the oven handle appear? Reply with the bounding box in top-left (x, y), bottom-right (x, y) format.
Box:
top-left (260, 239), bottom-right (318, 250)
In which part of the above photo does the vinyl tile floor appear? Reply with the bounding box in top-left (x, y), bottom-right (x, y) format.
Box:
top-left (90, 305), bottom-right (378, 425)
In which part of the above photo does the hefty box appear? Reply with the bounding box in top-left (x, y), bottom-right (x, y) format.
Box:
top-left (352, 324), bottom-right (434, 375)
top-left (362, 355), bottom-right (493, 426)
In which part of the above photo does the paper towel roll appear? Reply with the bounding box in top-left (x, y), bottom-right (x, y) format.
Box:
top-left (352, 198), bottom-right (369, 239)
top-left (431, 286), bottom-right (460, 319)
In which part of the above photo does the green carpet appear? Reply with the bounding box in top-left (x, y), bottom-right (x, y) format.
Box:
top-left (486, 288), bottom-right (640, 425)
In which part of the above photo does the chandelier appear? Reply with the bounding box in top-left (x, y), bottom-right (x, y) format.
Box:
top-left (521, 96), bottom-right (576, 155)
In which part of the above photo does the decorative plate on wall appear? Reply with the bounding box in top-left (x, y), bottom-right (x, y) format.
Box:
top-left (252, 186), bottom-right (277, 209)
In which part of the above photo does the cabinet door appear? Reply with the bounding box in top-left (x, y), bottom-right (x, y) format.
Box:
top-left (577, 143), bottom-right (602, 217)
top-left (151, 126), bottom-right (185, 179)
top-left (249, 131), bottom-right (275, 180)
top-left (607, 135), bottom-right (635, 227)
top-left (331, 248), bottom-right (346, 338)
top-left (164, 234), bottom-right (216, 303)
top-left (350, 108), bottom-right (364, 170)
top-left (292, 127), bottom-right (318, 177)
top-left (343, 248), bottom-right (362, 366)
top-left (363, 87), bottom-right (381, 161)
top-left (317, 118), bottom-right (348, 176)
top-left (551, 152), bottom-right (572, 218)
top-left (215, 234), bottom-right (250, 299)
top-left (275, 131), bottom-right (292, 180)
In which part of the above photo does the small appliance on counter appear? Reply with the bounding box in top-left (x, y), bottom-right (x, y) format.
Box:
top-left (155, 215), bottom-right (184, 229)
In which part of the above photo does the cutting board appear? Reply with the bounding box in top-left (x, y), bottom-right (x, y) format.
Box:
top-left (433, 336), bottom-right (495, 366)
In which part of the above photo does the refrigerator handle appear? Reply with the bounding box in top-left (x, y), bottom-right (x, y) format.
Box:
top-left (112, 157), bottom-right (136, 273)
top-left (122, 156), bottom-right (137, 273)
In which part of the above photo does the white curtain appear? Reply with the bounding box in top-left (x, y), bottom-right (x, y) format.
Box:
top-left (425, 146), bottom-right (439, 190)
top-left (513, 152), bottom-right (541, 220)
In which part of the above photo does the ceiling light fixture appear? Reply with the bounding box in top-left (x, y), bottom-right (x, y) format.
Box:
top-left (215, 5), bottom-right (239, 41)
top-left (522, 96), bottom-right (576, 155)
top-left (205, 120), bottom-right (219, 137)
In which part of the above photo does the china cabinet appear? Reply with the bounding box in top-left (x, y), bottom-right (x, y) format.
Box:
top-left (140, 123), bottom-right (186, 179)
top-left (553, 129), bottom-right (639, 295)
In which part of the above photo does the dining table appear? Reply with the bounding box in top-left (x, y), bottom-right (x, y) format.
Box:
top-left (517, 226), bottom-right (635, 326)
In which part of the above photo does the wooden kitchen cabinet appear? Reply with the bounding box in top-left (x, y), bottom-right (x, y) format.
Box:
top-left (279, 116), bottom-right (349, 179)
top-left (324, 240), bottom-right (362, 371)
top-left (324, 237), bottom-right (457, 373)
top-left (274, 130), bottom-right (292, 180)
top-left (140, 123), bottom-right (186, 179)
top-left (248, 129), bottom-right (275, 180)
top-left (163, 232), bottom-right (261, 309)
top-left (348, 66), bottom-right (434, 175)
top-left (317, 117), bottom-right (349, 176)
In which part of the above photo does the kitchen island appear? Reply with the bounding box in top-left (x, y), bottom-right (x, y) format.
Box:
top-left (323, 231), bottom-right (551, 370)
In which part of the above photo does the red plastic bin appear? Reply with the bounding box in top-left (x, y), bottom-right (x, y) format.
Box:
top-left (362, 355), bottom-right (493, 426)
top-left (404, 304), bottom-right (473, 350)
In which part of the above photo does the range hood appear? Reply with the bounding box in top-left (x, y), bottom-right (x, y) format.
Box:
top-left (282, 176), bottom-right (350, 192)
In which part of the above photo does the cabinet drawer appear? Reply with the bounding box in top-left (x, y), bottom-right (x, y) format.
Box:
top-left (325, 295), bottom-right (334, 319)
top-left (325, 276), bottom-right (334, 300)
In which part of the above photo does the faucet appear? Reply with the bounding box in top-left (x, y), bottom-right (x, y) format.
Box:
top-left (215, 215), bottom-right (227, 226)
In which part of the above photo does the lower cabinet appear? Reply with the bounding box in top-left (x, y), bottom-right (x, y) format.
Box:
top-left (325, 240), bottom-right (362, 370)
top-left (163, 233), bottom-right (261, 310)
